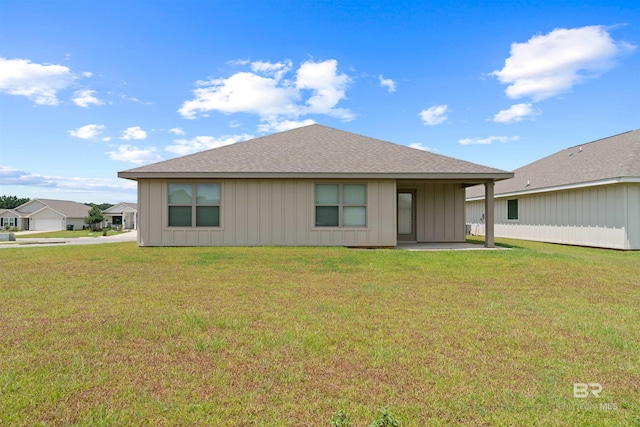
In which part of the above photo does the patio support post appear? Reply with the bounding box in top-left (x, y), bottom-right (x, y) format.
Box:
top-left (484, 181), bottom-right (495, 248)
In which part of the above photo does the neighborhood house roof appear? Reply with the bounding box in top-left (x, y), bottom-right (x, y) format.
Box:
top-left (119, 124), bottom-right (512, 181)
top-left (19, 199), bottom-right (92, 218)
top-left (467, 129), bottom-right (640, 199)
top-left (103, 202), bottom-right (138, 213)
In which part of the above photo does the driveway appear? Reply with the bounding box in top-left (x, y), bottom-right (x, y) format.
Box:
top-left (0, 230), bottom-right (137, 248)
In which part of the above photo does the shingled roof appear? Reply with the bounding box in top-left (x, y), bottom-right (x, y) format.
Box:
top-left (467, 129), bottom-right (640, 199)
top-left (119, 124), bottom-right (511, 181)
top-left (17, 199), bottom-right (92, 218)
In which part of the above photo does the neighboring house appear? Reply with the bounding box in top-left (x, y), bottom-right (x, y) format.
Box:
top-left (119, 124), bottom-right (512, 247)
top-left (0, 209), bottom-right (20, 229)
top-left (466, 129), bottom-right (640, 250)
top-left (102, 202), bottom-right (138, 229)
top-left (0, 199), bottom-right (92, 231)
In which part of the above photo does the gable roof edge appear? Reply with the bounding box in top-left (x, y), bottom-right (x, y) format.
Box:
top-left (467, 176), bottom-right (640, 200)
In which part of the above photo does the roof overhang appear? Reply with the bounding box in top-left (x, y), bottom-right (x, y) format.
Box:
top-left (0, 209), bottom-right (21, 217)
top-left (103, 203), bottom-right (137, 214)
top-left (118, 171), bottom-right (514, 182)
top-left (466, 176), bottom-right (640, 201)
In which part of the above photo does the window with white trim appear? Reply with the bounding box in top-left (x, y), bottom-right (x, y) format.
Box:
top-left (315, 184), bottom-right (367, 227)
top-left (168, 183), bottom-right (220, 227)
top-left (1, 217), bottom-right (17, 228)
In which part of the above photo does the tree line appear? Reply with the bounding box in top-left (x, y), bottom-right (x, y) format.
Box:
top-left (0, 196), bottom-right (113, 211)
top-left (0, 196), bottom-right (30, 209)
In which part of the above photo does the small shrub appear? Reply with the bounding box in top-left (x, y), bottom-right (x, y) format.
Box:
top-left (370, 407), bottom-right (400, 427)
top-left (331, 410), bottom-right (353, 427)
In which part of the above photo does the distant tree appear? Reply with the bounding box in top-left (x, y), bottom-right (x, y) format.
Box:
top-left (85, 202), bottom-right (114, 211)
top-left (0, 195), bottom-right (30, 209)
top-left (84, 205), bottom-right (105, 231)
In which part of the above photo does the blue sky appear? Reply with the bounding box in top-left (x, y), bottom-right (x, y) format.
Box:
top-left (1, 0), bottom-right (638, 203)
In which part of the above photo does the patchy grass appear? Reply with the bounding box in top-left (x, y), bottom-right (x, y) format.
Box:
top-left (15, 229), bottom-right (127, 239)
top-left (0, 239), bottom-right (638, 425)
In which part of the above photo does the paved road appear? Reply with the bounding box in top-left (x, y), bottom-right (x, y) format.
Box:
top-left (0, 230), bottom-right (137, 249)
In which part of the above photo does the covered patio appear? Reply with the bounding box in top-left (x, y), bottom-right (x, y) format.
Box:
top-left (395, 180), bottom-right (500, 248)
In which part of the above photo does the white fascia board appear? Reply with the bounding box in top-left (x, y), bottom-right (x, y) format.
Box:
top-left (0, 209), bottom-right (22, 218)
top-left (102, 203), bottom-right (126, 214)
top-left (466, 177), bottom-right (640, 201)
top-left (118, 172), bottom-right (514, 181)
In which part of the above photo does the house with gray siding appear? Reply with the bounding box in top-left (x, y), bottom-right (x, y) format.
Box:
top-left (466, 129), bottom-right (640, 250)
top-left (102, 202), bottom-right (138, 229)
top-left (119, 124), bottom-right (512, 247)
top-left (0, 199), bottom-right (92, 231)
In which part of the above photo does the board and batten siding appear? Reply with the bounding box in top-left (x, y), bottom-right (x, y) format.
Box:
top-left (136, 179), bottom-right (397, 247)
top-left (466, 183), bottom-right (640, 250)
top-left (15, 200), bottom-right (47, 214)
top-left (398, 182), bottom-right (466, 242)
top-left (30, 208), bottom-right (65, 220)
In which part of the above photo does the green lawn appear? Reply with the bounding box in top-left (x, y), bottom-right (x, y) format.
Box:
top-left (15, 229), bottom-right (127, 239)
top-left (1, 239), bottom-right (638, 426)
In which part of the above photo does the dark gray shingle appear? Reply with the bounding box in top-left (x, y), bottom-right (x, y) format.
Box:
top-left (467, 129), bottom-right (640, 198)
top-left (120, 124), bottom-right (509, 177)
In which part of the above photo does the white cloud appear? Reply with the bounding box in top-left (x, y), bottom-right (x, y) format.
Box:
top-left (169, 127), bottom-right (185, 136)
top-left (178, 58), bottom-right (354, 124)
top-left (379, 75), bottom-right (396, 92)
top-left (459, 136), bottom-right (520, 145)
top-left (492, 26), bottom-right (636, 101)
top-left (257, 119), bottom-right (316, 133)
top-left (166, 134), bottom-right (253, 156)
top-left (68, 124), bottom-right (105, 140)
top-left (81, 71), bottom-right (93, 78)
top-left (73, 89), bottom-right (103, 108)
top-left (296, 59), bottom-right (353, 119)
top-left (0, 165), bottom-right (136, 193)
top-left (179, 71), bottom-right (298, 119)
top-left (250, 60), bottom-right (292, 80)
top-left (108, 145), bottom-right (162, 165)
top-left (419, 105), bottom-right (449, 126)
top-left (409, 143), bottom-right (432, 151)
top-left (120, 126), bottom-right (148, 140)
top-left (493, 103), bottom-right (540, 123)
top-left (227, 58), bottom-right (250, 66)
top-left (0, 57), bottom-right (75, 105)
top-left (119, 93), bottom-right (151, 105)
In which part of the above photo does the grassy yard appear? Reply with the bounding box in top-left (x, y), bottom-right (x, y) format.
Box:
top-left (1, 239), bottom-right (638, 426)
top-left (15, 229), bottom-right (127, 239)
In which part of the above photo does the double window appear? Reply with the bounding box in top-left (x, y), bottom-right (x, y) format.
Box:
top-left (315, 184), bottom-right (366, 227)
top-left (168, 183), bottom-right (220, 227)
top-left (1, 217), bottom-right (16, 228)
top-left (507, 199), bottom-right (518, 220)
